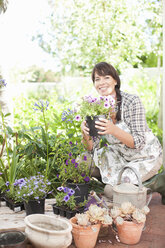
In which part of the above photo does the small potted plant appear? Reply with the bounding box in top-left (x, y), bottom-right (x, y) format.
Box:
top-left (70, 204), bottom-right (113, 248)
top-left (8, 173), bottom-right (52, 215)
top-left (53, 186), bottom-right (86, 219)
top-left (110, 201), bottom-right (150, 245)
top-left (76, 95), bottom-right (116, 136)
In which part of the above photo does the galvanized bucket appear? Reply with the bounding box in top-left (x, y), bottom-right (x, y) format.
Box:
top-left (113, 166), bottom-right (152, 209)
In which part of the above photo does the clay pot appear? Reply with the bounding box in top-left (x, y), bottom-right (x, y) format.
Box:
top-left (116, 220), bottom-right (144, 245)
top-left (70, 217), bottom-right (101, 248)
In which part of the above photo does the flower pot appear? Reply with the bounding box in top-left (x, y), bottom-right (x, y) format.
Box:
top-left (66, 182), bottom-right (89, 204)
top-left (0, 231), bottom-right (27, 248)
top-left (52, 204), bottom-right (84, 219)
top-left (24, 199), bottom-right (45, 216)
top-left (70, 216), bottom-right (101, 248)
top-left (24, 214), bottom-right (72, 248)
top-left (116, 221), bottom-right (144, 245)
top-left (4, 196), bottom-right (24, 212)
top-left (86, 115), bottom-right (105, 137)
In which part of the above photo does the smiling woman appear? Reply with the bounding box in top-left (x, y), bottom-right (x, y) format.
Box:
top-left (81, 62), bottom-right (162, 198)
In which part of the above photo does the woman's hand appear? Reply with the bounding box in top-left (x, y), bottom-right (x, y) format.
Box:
top-left (95, 118), bottom-right (114, 135)
top-left (81, 120), bottom-right (90, 137)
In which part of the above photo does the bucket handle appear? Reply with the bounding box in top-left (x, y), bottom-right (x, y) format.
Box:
top-left (117, 166), bottom-right (143, 191)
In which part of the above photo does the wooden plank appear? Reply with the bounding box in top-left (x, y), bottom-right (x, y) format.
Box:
top-left (0, 198), bottom-right (56, 231)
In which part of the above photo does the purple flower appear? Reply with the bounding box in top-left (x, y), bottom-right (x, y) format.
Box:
top-left (75, 163), bottom-right (78, 168)
top-left (69, 141), bottom-right (73, 145)
top-left (104, 144), bottom-right (108, 147)
top-left (71, 159), bottom-right (75, 164)
top-left (69, 152), bottom-right (72, 157)
top-left (5, 181), bottom-right (9, 186)
top-left (57, 186), bottom-right (64, 191)
top-left (69, 189), bottom-right (75, 195)
top-left (0, 79), bottom-right (7, 88)
top-left (83, 155), bottom-right (87, 161)
top-left (63, 195), bottom-right (70, 202)
top-left (65, 160), bottom-right (69, 165)
top-left (84, 176), bottom-right (90, 182)
top-left (75, 115), bottom-right (81, 121)
top-left (104, 102), bottom-right (110, 108)
top-left (56, 174), bottom-right (59, 178)
top-left (0, 172), bottom-right (3, 175)
top-left (81, 173), bottom-right (85, 177)
top-left (65, 168), bottom-right (67, 173)
top-left (63, 187), bottom-right (70, 193)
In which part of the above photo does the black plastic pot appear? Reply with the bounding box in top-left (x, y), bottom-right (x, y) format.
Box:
top-left (24, 199), bottom-right (45, 216)
top-left (4, 197), bottom-right (24, 212)
top-left (86, 115), bottom-right (106, 137)
top-left (66, 182), bottom-right (89, 204)
top-left (0, 231), bottom-right (27, 248)
top-left (52, 204), bottom-right (84, 219)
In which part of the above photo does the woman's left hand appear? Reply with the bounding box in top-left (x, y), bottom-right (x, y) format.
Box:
top-left (95, 118), bottom-right (114, 135)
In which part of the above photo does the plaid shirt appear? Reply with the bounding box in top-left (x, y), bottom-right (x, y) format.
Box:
top-left (120, 91), bottom-right (150, 149)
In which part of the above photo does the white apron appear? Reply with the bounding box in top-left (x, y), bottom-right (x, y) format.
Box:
top-left (93, 107), bottom-right (162, 186)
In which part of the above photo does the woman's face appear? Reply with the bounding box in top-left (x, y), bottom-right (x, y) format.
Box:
top-left (94, 73), bottom-right (117, 97)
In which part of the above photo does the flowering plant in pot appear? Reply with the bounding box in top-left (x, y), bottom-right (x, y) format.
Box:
top-left (76, 95), bottom-right (116, 136)
top-left (70, 204), bottom-right (113, 248)
top-left (53, 186), bottom-right (87, 219)
top-left (6, 173), bottom-right (52, 215)
top-left (110, 201), bottom-right (150, 245)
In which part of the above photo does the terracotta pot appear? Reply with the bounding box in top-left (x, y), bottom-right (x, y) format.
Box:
top-left (70, 217), bottom-right (101, 248)
top-left (116, 220), bottom-right (144, 245)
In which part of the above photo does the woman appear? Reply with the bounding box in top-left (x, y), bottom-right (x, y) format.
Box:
top-left (81, 62), bottom-right (162, 197)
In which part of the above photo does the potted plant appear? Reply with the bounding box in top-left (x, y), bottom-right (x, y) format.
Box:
top-left (7, 173), bottom-right (52, 215)
top-left (110, 201), bottom-right (150, 245)
top-left (58, 141), bottom-right (94, 203)
top-left (53, 186), bottom-right (86, 219)
top-left (70, 204), bottom-right (113, 248)
top-left (76, 95), bottom-right (116, 136)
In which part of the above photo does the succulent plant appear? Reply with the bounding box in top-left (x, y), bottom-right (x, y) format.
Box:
top-left (110, 202), bottom-right (150, 225)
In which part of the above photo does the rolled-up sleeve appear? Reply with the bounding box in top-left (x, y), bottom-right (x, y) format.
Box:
top-left (129, 96), bottom-right (146, 149)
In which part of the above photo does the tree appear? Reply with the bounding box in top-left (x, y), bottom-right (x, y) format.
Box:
top-left (35, 0), bottom-right (162, 75)
top-left (0, 0), bottom-right (8, 14)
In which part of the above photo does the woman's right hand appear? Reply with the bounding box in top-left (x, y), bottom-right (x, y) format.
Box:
top-left (81, 120), bottom-right (90, 137)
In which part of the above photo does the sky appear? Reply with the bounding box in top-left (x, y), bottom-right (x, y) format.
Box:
top-left (0, 0), bottom-right (55, 76)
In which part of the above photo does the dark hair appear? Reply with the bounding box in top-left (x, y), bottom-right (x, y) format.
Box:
top-left (92, 62), bottom-right (122, 121)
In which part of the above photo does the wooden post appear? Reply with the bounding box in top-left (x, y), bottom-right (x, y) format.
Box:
top-left (163, 0), bottom-right (165, 167)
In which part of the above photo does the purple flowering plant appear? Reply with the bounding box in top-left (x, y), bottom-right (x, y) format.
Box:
top-left (55, 186), bottom-right (76, 210)
top-left (76, 95), bottom-right (116, 121)
top-left (55, 186), bottom-right (87, 210)
top-left (5, 173), bottom-right (51, 203)
top-left (58, 142), bottom-right (93, 184)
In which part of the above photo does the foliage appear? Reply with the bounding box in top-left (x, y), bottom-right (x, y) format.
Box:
top-left (57, 141), bottom-right (93, 184)
top-left (77, 95), bottom-right (116, 120)
top-left (12, 65), bottom-right (61, 83)
top-left (5, 174), bottom-right (52, 203)
top-left (35, 0), bottom-right (162, 74)
top-left (0, 0), bottom-right (8, 14)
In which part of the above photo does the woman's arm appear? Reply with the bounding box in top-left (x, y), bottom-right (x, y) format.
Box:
top-left (81, 121), bottom-right (93, 151)
top-left (95, 118), bottom-right (135, 148)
